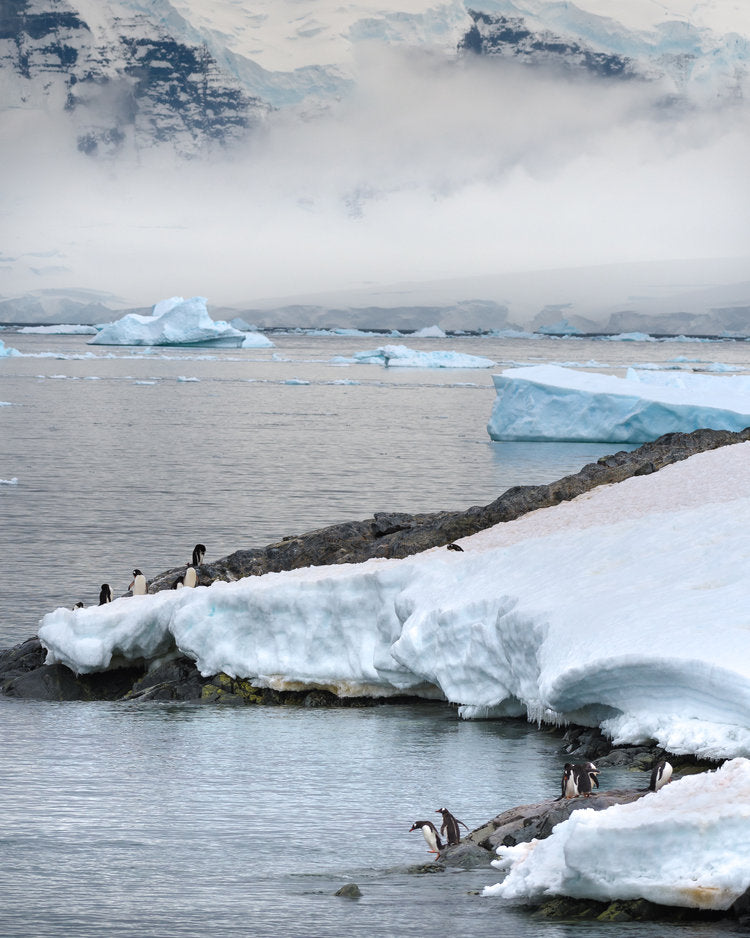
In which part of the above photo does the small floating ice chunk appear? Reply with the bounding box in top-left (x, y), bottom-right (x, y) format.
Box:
top-left (0, 477), bottom-right (19, 485)
top-left (354, 345), bottom-right (495, 368)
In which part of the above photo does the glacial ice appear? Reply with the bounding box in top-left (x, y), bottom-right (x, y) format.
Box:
top-left (38, 441), bottom-right (750, 761)
top-left (88, 297), bottom-right (273, 348)
top-left (0, 339), bottom-right (20, 357)
top-left (484, 758), bottom-right (750, 911)
top-left (353, 345), bottom-right (495, 367)
top-left (487, 365), bottom-right (750, 442)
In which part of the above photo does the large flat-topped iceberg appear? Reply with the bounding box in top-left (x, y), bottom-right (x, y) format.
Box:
top-left (487, 365), bottom-right (750, 443)
top-left (89, 297), bottom-right (273, 348)
top-left (38, 442), bottom-right (750, 760)
top-left (485, 758), bottom-right (750, 911)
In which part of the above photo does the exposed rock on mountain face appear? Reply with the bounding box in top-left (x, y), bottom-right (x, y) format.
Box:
top-left (0, 0), bottom-right (267, 156)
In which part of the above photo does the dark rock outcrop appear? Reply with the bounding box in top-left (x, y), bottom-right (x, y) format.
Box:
top-left (468, 789), bottom-right (649, 850)
top-left (149, 426), bottom-right (750, 591)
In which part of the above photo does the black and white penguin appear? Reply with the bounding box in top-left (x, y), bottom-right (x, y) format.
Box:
top-left (649, 760), bottom-right (673, 792)
top-left (129, 569), bottom-right (147, 596)
top-left (446, 543), bottom-right (464, 552)
top-left (560, 763), bottom-right (578, 799)
top-left (409, 820), bottom-right (443, 856)
top-left (435, 808), bottom-right (469, 846)
top-left (73, 601), bottom-right (85, 610)
top-left (573, 763), bottom-right (593, 798)
top-left (99, 584), bottom-right (112, 605)
top-left (192, 543), bottom-right (206, 567)
top-left (579, 761), bottom-right (600, 790)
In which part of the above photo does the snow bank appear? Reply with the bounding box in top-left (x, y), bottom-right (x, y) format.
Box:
top-left (487, 365), bottom-right (750, 442)
top-left (89, 297), bottom-right (272, 348)
top-left (39, 443), bottom-right (750, 759)
top-left (484, 758), bottom-right (750, 911)
top-left (354, 344), bottom-right (495, 368)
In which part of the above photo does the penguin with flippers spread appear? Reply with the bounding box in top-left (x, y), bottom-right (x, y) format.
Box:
top-left (435, 808), bottom-right (469, 845)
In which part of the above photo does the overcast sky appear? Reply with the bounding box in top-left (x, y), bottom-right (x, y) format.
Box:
top-left (5, 45), bottom-right (750, 309)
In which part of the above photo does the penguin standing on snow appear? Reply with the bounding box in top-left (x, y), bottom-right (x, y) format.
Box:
top-left (649, 759), bottom-right (673, 792)
top-left (410, 820), bottom-right (443, 856)
top-left (129, 569), bottom-right (147, 595)
top-left (191, 544), bottom-right (206, 567)
top-left (446, 543), bottom-right (464, 552)
top-left (435, 808), bottom-right (469, 845)
top-left (73, 601), bottom-right (85, 610)
top-left (99, 584), bottom-right (112, 605)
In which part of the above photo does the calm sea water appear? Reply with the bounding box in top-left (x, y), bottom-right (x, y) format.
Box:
top-left (2, 329), bottom-right (749, 936)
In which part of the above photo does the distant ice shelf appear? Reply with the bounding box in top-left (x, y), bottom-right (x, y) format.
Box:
top-left (487, 365), bottom-right (750, 443)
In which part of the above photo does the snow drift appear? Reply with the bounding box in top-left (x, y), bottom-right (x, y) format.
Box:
top-left (38, 442), bottom-right (750, 760)
top-left (485, 758), bottom-right (750, 911)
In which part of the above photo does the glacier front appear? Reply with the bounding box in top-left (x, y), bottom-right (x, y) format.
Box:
top-left (487, 365), bottom-right (750, 442)
top-left (38, 441), bottom-right (750, 760)
top-left (484, 758), bottom-right (750, 911)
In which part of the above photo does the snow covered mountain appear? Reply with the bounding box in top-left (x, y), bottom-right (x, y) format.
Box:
top-left (2, 0), bottom-right (747, 156)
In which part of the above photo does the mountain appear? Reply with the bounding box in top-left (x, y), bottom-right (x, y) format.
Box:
top-left (2, 0), bottom-right (747, 156)
top-left (1, 1), bottom-right (748, 327)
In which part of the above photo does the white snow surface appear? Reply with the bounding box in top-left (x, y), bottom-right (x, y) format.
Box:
top-left (487, 365), bottom-right (750, 442)
top-left (39, 441), bottom-right (750, 760)
top-left (354, 345), bottom-right (495, 367)
top-left (88, 297), bottom-right (272, 348)
top-left (484, 758), bottom-right (750, 910)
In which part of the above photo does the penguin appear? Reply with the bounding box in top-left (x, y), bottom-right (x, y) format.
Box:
top-left (560, 763), bottom-right (578, 799)
top-left (579, 761), bottom-right (600, 790)
top-left (446, 543), bottom-right (463, 552)
top-left (129, 569), bottom-right (147, 596)
top-left (98, 584), bottom-right (112, 605)
top-left (573, 763), bottom-right (593, 798)
top-left (649, 759), bottom-right (673, 792)
top-left (191, 543), bottom-right (206, 567)
top-left (172, 563), bottom-right (197, 589)
top-left (73, 601), bottom-right (85, 610)
top-left (435, 808), bottom-right (469, 846)
top-left (409, 820), bottom-right (443, 856)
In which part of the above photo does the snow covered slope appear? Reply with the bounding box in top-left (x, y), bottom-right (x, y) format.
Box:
top-left (485, 758), bottom-right (750, 911)
top-left (487, 365), bottom-right (750, 442)
top-left (39, 441), bottom-right (750, 760)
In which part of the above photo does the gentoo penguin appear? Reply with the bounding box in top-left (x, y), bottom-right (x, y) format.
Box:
top-left (192, 543), bottom-right (206, 567)
top-left (446, 543), bottom-right (464, 552)
top-left (578, 761), bottom-right (600, 790)
top-left (649, 759), bottom-right (673, 792)
top-left (409, 820), bottom-right (443, 856)
top-left (73, 601), bottom-right (85, 610)
top-left (99, 584), bottom-right (112, 605)
top-left (560, 763), bottom-right (579, 799)
top-left (172, 563), bottom-right (197, 589)
top-left (435, 808), bottom-right (469, 846)
top-left (129, 569), bottom-right (147, 595)
top-left (573, 763), bottom-right (593, 798)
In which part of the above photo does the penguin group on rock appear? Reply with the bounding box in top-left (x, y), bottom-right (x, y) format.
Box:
top-left (72, 544), bottom-right (207, 608)
top-left (559, 758), bottom-right (672, 800)
top-left (410, 807), bottom-right (468, 857)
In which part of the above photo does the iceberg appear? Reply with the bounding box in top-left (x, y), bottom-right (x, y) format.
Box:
top-left (19, 324), bottom-right (98, 335)
top-left (484, 758), bottom-right (750, 911)
top-left (354, 345), bottom-right (495, 368)
top-left (487, 365), bottom-right (750, 443)
top-left (0, 339), bottom-right (20, 357)
top-left (38, 441), bottom-right (750, 760)
top-left (88, 297), bottom-right (271, 348)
